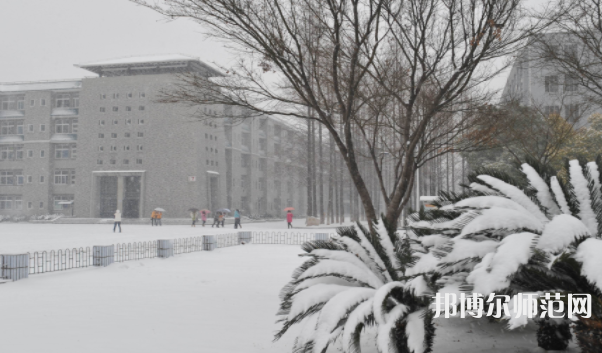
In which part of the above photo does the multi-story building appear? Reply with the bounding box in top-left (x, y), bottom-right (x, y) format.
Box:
top-left (0, 54), bottom-right (307, 218)
top-left (502, 33), bottom-right (597, 126)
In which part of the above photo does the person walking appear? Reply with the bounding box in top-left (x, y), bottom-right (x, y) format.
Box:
top-left (234, 209), bottom-right (242, 229)
top-left (219, 212), bottom-right (225, 227)
top-left (212, 212), bottom-right (220, 228)
top-left (156, 211), bottom-right (162, 226)
top-left (114, 210), bottom-right (122, 233)
top-left (191, 211), bottom-right (198, 227)
top-left (286, 210), bottom-right (293, 229)
top-left (200, 211), bottom-right (207, 227)
top-left (151, 210), bottom-right (157, 226)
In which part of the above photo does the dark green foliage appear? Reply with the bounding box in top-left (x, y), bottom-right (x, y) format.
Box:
top-left (536, 319), bottom-right (572, 350)
top-left (564, 158), bottom-right (582, 217)
top-left (573, 317), bottom-right (602, 353)
top-left (301, 240), bottom-right (342, 253)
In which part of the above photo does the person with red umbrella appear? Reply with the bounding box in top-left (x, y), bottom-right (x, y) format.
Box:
top-left (200, 209), bottom-right (210, 227)
top-left (284, 207), bottom-right (294, 229)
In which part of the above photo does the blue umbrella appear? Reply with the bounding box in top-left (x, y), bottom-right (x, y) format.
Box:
top-left (216, 208), bottom-right (231, 213)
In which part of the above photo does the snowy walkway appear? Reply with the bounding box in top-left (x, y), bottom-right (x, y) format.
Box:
top-left (0, 245), bottom-right (305, 353)
top-left (0, 219), bottom-right (343, 253)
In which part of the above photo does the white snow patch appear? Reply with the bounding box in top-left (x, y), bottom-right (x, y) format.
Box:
top-left (405, 276), bottom-right (430, 296)
top-left (469, 182), bottom-right (500, 195)
top-left (288, 284), bottom-right (350, 320)
top-left (406, 310), bottom-right (427, 353)
top-left (375, 220), bottom-right (400, 274)
top-left (310, 249), bottom-right (381, 282)
top-left (460, 207), bottom-right (544, 236)
top-left (406, 252), bottom-right (439, 276)
top-left (477, 175), bottom-right (548, 222)
top-left (521, 163), bottom-right (561, 216)
top-left (569, 160), bottom-right (598, 234)
top-left (467, 233), bottom-right (537, 295)
top-left (377, 305), bottom-right (409, 353)
top-left (537, 214), bottom-right (591, 253)
top-left (574, 238), bottom-right (602, 290)
top-left (550, 176), bottom-right (571, 214)
top-left (439, 238), bottom-right (499, 264)
top-left (446, 196), bottom-right (529, 213)
top-left (342, 298), bottom-right (374, 352)
top-left (373, 282), bottom-right (406, 325)
top-left (418, 234), bottom-right (450, 248)
top-left (337, 237), bottom-right (386, 282)
top-left (298, 260), bottom-right (384, 289)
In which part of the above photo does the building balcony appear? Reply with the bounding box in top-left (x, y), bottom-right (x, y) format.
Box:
top-left (258, 130), bottom-right (266, 139)
top-left (259, 149), bottom-right (266, 157)
top-left (241, 124), bottom-right (251, 133)
top-left (241, 144), bottom-right (250, 153)
top-left (50, 134), bottom-right (77, 142)
top-left (0, 110), bottom-right (25, 119)
top-left (0, 135), bottom-right (24, 143)
top-left (51, 108), bottom-right (79, 117)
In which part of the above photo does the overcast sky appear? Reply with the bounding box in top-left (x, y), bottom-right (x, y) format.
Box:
top-left (1, 0), bottom-right (549, 92)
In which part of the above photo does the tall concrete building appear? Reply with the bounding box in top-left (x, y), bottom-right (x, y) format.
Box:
top-left (0, 55), bottom-right (307, 218)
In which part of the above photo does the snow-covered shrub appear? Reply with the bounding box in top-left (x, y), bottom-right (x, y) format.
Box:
top-left (276, 221), bottom-right (436, 353)
top-left (406, 157), bottom-right (602, 352)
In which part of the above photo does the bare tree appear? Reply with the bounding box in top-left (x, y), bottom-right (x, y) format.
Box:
top-left (131, 0), bottom-right (550, 227)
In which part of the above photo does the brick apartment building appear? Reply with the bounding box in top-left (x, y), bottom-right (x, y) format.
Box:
top-left (0, 55), bottom-right (306, 218)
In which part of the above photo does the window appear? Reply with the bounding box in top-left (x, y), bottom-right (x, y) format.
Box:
top-left (40, 150), bottom-right (45, 158)
top-left (123, 159), bottom-right (129, 165)
top-left (137, 132), bottom-right (143, 138)
top-left (126, 119), bottom-right (131, 125)
top-left (565, 75), bottom-right (578, 92)
top-left (55, 118), bottom-right (70, 133)
top-left (111, 133), bottom-right (117, 138)
top-left (113, 93), bottom-right (119, 99)
top-left (73, 96), bottom-right (79, 108)
top-left (125, 132), bottom-right (130, 138)
top-left (54, 170), bottom-right (70, 184)
top-left (1, 97), bottom-right (15, 110)
top-left (100, 94), bottom-right (106, 99)
top-left (545, 75), bottom-right (559, 93)
top-left (0, 120), bottom-right (24, 135)
top-left (99, 120), bottom-right (105, 126)
top-left (566, 104), bottom-right (580, 121)
top-left (136, 158), bottom-right (142, 164)
top-left (124, 146), bottom-right (130, 151)
top-left (40, 99), bottom-right (46, 106)
top-left (0, 171), bottom-right (16, 185)
top-left (27, 150), bottom-right (33, 158)
top-left (138, 119), bottom-right (145, 124)
top-left (137, 145), bottom-right (143, 151)
top-left (39, 201), bottom-right (44, 209)
top-left (110, 146), bottom-right (117, 152)
top-left (139, 106), bottom-right (145, 111)
top-left (53, 195), bottom-right (73, 211)
top-left (126, 106), bottom-right (131, 112)
top-left (100, 107), bottom-right (105, 112)
top-left (40, 175), bottom-right (45, 183)
top-left (0, 196), bottom-right (13, 209)
top-left (98, 146), bottom-right (104, 152)
top-left (113, 120), bottom-right (118, 125)
top-left (98, 133), bottom-right (104, 138)
top-left (97, 159), bottom-right (103, 165)
top-left (17, 99), bottom-right (24, 110)
top-left (110, 159), bottom-right (116, 165)
top-left (139, 92), bottom-right (146, 98)
top-left (27, 175), bottom-right (32, 183)
top-left (206, 159), bottom-right (209, 165)
top-left (55, 144), bottom-right (74, 159)
top-left (1, 146), bottom-right (24, 161)
top-left (28, 201), bottom-right (32, 209)
top-left (28, 124), bottom-right (33, 132)
top-left (127, 93), bottom-right (133, 98)
top-left (112, 107), bottom-right (118, 112)
top-left (40, 124), bottom-right (45, 132)
top-left (29, 99), bottom-right (35, 107)
top-left (55, 94), bottom-right (71, 108)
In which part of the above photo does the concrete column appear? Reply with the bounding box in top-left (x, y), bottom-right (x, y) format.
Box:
top-left (117, 176), bottom-right (124, 212)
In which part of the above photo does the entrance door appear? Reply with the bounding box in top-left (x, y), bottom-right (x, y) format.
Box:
top-left (99, 176), bottom-right (118, 218)
top-left (123, 176), bottom-right (141, 218)
top-left (209, 176), bottom-right (218, 210)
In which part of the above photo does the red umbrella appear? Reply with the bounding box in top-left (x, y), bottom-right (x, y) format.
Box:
top-left (284, 207), bottom-right (295, 211)
top-left (200, 209), bottom-right (211, 214)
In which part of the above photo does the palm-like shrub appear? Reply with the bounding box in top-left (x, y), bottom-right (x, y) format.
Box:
top-left (407, 157), bottom-right (602, 352)
top-left (275, 221), bottom-right (436, 353)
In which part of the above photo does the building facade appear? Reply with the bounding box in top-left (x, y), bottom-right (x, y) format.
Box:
top-left (0, 55), bottom-right (307, 218)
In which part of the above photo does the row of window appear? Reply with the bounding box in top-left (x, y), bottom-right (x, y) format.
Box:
top-left (99, 106), bottom-right (145, 113)
top-left (0, 120), bottom-right (78, 136)
top-left (99, 145), bottom-right (144, 152)
top-left (1, 95), bottom-right (80, 111)
top-left (100, 92), bottom-right (145, 100)
top-left (98, 132), bottom-right (144, 139)
top-left (0, 144), bottom-right (76, 161)
top-left (206, 160), bottom-right (218, 167)
top-left (99, 118), bottom-right (144, 126)
top-left (544, 75), bottom-right (579, 93)
top-left (97, 159), bottom-right (142, 165)
top-left (0, 169), bottom-right (75, 186)
top-left (0, 195), bottom-right (73, 211)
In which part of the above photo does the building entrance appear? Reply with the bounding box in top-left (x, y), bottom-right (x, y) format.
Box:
top-left (99, 176), bottom-right (118, 218)
top-left (98, 175), bottom-right (142, 218)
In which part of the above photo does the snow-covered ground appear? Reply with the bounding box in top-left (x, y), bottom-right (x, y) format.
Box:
top-left (0, 223), bottom-right (582, 352)
top-left (0, 219), bottom-right (345, 253)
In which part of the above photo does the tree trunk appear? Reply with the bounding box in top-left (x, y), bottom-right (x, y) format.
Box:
top-left (319, 124), bottom-right (324, 223)
top-left (312, 121), bottom-right (317, 217)
top-left (328, 134), bottom-right (334, 225)
top-left (306, 118), bottom-right (312, 217)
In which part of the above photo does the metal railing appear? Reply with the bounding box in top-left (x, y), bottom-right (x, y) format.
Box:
top-left (21, 231), bottom-right (334, 277)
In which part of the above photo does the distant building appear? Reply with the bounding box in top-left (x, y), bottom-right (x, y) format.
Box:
top-left (0, 54), bottom-right (307, 218)
top-left (501, 33), bottom-right (596, 127)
